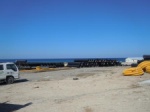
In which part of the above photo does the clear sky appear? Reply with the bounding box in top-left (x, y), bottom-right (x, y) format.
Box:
top-left (0, 0), bottom-right (150, 59)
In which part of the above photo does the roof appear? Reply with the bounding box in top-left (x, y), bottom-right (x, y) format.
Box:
top-left (126, 57), bottom-right (143, 60)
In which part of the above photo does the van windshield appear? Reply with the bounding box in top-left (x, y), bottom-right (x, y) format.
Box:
top-left (7, 64), bottom-right (17, 71)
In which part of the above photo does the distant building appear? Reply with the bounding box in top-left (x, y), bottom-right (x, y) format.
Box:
top-left (122, 57), bottom-right (143, 66)
top-left (125, 57), bottom-right (143, 63)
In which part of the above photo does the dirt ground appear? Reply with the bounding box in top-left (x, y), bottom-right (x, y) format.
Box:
top-left (0, 66), bottom-right (150, 112)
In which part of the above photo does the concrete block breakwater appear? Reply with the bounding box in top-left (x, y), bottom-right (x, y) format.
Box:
top-left (15, 59), bottom-right (121, 69)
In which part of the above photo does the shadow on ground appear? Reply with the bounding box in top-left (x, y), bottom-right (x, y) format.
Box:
top-left (0, 102), bottom-right (32, 112)
top-left (0, 79), bottom-right (29, 85)
top-left (15, 79), bottom-right (29, 83)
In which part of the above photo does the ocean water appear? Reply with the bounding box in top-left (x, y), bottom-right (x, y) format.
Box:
top-left (0, 58), bottom-right (126, 63)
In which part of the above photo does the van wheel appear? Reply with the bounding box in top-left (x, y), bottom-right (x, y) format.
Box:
top-left (6, 76), bottom-right (14, 84)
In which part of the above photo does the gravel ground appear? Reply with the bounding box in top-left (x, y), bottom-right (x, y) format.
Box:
top-left (0, 66), bottom-right (150, 112)
top-left (20, 67), bottom-right (124, 81)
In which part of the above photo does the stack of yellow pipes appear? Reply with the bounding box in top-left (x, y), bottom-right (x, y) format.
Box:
top-left (36, 66), bottom-right (42, 70)
top-left (146, 66), bottom-right (150, 73)
top-left (123, 61), bottom-right (150, 76)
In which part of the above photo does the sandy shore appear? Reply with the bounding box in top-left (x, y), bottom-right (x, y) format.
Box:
top-left (0, 66), bottom-right (150, 112)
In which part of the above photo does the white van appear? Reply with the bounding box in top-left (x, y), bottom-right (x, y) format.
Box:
top-left (0, 62), bottom-right (19, 84)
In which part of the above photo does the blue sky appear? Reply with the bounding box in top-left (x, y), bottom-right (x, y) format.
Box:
top-left (0, 0), bottom-right (150, 59)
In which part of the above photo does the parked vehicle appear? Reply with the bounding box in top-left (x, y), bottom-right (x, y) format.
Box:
top-left (0, 62), bottom-right (19, 84)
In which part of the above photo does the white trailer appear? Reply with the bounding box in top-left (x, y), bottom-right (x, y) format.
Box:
top-left (0, 62), bottom-right (19, 84)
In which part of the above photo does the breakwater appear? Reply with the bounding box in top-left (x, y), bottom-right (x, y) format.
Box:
top-left (15, 59), bottom-right (121, 69)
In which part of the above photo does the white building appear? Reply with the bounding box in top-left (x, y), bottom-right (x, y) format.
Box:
top-left (125, 57), bottom-right (143, 63)
top-left (122, 57), bottom-right (143, 66)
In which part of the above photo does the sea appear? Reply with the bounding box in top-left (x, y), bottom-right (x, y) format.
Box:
top-left (0, 58), bottom-right (126, 63)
